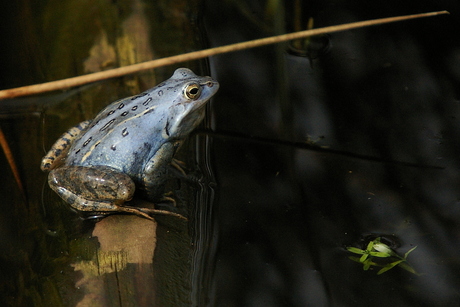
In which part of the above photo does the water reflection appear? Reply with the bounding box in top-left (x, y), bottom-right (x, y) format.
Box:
top-left (204, 1), bottom-right (460, 306)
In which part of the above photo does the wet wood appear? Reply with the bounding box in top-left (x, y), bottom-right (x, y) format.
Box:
top-left (0, 0), bottom-right (205, 305)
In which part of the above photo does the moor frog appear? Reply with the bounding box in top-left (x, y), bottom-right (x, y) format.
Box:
top-left (41, 68), bottom-right (219, 220)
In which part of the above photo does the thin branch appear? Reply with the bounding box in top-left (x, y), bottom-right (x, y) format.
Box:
top-left (0, 10), bottom-right (449, 100)
top-left (0, 127), bottom-right (26, 200)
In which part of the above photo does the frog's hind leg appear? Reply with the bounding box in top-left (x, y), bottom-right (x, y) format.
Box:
top-left (53, 187), bottom-right (156, 221)
top-left (53, 187), bottom-right (186, 221)
top-left (41, 120), bottom-right (91, 171)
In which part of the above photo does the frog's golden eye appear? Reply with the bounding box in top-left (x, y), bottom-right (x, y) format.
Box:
top-left (184, 83), bottom-right (202, 100)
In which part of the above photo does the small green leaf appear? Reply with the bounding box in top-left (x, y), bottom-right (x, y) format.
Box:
top-left (363, 259), bottom-right (372, 270)
top-left (348, 256), bottom-right (363, 263)
top-left (369, 251), bottom-right (392, 258)
top-left (362, 258), bottom-right (378, 271)
top-left (346, 247), bottom-right (365, 255)
top-left (366, 240), bottom-right (375, 251)
top-left (404, 246), bottom-right (417, 259)
top-left (377, 260), bottom-right (404, 275)
top-left (398, 261), bottom-right (418, 274)
top-left (360, 253), bottom-right (369, 262)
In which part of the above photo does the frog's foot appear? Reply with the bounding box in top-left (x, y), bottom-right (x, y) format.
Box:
top-left (53, 186), bottom-right (186, 221)
top-left (52, 186), bottom-right (155, 220)
top-left (112, 205), bottom-right (156, 221)
top-left (125, 198), bottom-right (187, 220)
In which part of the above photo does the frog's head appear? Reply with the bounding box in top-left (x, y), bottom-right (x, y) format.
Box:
top-left (163, 68), bottom-right (219, 139)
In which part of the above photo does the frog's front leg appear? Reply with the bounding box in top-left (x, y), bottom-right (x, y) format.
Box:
top-left (142, 141), bottom-right (182, 199)
top-left (41, 120), bottom-right (91, 171)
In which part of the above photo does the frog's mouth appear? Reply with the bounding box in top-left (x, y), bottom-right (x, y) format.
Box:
top-left (164, 105), bottom-right (206, 139)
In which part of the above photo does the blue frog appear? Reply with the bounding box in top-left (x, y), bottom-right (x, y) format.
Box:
top-left (41, 68), bottom-right (219, 220)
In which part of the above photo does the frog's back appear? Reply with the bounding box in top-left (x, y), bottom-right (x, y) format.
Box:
top-left (63, 68), bottom-right (218, 178)
top-left (65, 83), bottom-right (177, 175)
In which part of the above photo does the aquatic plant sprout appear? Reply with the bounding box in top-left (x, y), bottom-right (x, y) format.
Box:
top-left (346, 237), bottom-right (418, 275)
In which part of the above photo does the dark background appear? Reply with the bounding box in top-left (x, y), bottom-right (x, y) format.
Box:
top-left (0, 0), bottom-right (459, 306)
top-left (203, 1), bottom-right (460, 306)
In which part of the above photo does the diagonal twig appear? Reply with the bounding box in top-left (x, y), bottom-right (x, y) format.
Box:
top-left (0, 10), bottom-right (449, 100)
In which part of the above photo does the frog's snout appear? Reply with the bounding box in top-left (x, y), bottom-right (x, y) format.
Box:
top-left (204, 80), bottom-right (218, 88)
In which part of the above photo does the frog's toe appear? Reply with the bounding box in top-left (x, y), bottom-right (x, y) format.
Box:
top-left (115, 203), bottom-right (187, 221)
top-left (171, 158), bottom-right (187, 176)
top-left (160, 194), bottom-right (177, 206)
top-left (116, 206), bottom-right (156, 221)
top-left (137, 207), bottom-right (188, 220)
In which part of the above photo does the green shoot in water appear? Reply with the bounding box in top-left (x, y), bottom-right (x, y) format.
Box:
top-left (347, 237), bottom-right (418, 275)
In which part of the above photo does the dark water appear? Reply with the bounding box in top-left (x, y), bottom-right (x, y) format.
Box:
top-left (199, 1), bottom-right (460, 306)
top-left (1, 1), bottom-right (460, 306)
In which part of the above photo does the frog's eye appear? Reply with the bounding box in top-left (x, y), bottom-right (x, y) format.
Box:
top-left (184, 83), bottom-right (202, 100)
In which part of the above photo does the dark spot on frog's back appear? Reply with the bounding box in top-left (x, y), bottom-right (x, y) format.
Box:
top-left (143, 97), bottom-right (152, 106)
top-left (111, 144), bottom-right (116, 151)
top-left (118, 103), bottom-right (125, 109)
top-left (122, 128), bottom-right (129, 137)
top-left (143, 142), bottom-right (152, 152)
top-left (100, 119), bottom-right (115, 131)
top-left (64, 192), bottom-right (77, 205)
top-left (83, 137), bottom-right (92, 146)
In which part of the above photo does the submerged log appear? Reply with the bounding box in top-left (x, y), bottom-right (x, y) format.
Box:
top-left (0, 0), bottom-right (211, 305)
